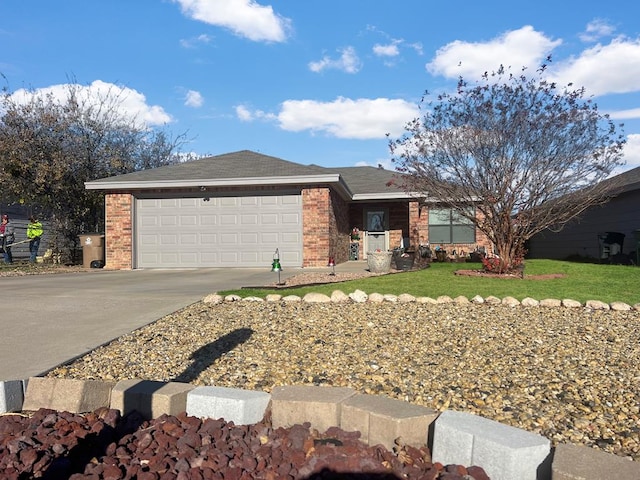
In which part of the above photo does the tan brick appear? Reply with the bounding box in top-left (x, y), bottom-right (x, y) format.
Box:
top-left (110, 379), bottom-right (195, 419)
top-left (341, 394), bottom-right (439, 450)
top-left (22, 377), bottom-right (114, 413)
top-left (271, 385), bottom-right (356, 433)
top-left (552, 443), bottom-right (640, 480)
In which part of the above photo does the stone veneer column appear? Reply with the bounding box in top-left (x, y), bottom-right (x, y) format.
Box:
top-left (105, 193), bottom-right (133, 270)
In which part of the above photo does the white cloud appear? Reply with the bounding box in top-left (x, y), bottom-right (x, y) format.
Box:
top-left (425, 25), bottom-right (640, 98)
top-left (308, 46), bottom-right (362, 74)
top-left (235, 105), bottom-right (253, 121)
top-left (580, 19), bottom-right (616, 43)
top-left (608, 107), bottom-right (640, 120)
top-left (234, 104), bottom-right (275, 122)
top-left (409, 42), bottom-right (424, 56)
top-left (276, 97), bottom-right (418, 139)
top-left (373, 42), bottom-right (400, 57)
top-left (9, 80), bottom-right (171, 127)
top-left (173, 0), bottom-right (291, 43)
top-left (184, 90), bottom-right (204, 108)
top-left (621, 133), bottom-right (640, 170)
top-left (549, 38), bottom-right (640, 96)
top-left (179, 33), bottom-right (213, 48)
top-left (427, 25), bottom-right (562, 80)
top-left (355, 158), bottom-right (396, 170)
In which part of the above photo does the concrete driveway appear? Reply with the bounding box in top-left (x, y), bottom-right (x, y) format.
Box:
top-left (0, 267), bottom-right (298, 381)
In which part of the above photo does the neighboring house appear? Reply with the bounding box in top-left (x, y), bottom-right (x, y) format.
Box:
top-left (527, 166), bottom-right (640, 262)
top-left (84, 150), bottom-right (491, 269)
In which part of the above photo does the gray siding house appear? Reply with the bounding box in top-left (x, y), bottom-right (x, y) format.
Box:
top-left (527, 166), bottom-right (640, 263)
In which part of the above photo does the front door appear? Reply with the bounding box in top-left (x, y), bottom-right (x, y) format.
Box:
top-left (366, 232), bottom-right (386, 253)
top-left (364, 209), bottom-right (388, 255)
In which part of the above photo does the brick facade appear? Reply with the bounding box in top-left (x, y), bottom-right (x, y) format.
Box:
top-left (103, 188), bottom-right (491, 270)
top-left (105, 193), bottom-right (133, 270)
top-left (301, 187), bottom-right (351, 267)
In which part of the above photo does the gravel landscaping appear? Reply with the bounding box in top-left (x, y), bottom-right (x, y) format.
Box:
top-left (47, 297), bottom-right (640, 462)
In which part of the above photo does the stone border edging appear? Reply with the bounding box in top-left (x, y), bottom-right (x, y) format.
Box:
top-left (204, 289), bottom-right (640, 311)
top-left (2, 378), bottom-right (640, 480)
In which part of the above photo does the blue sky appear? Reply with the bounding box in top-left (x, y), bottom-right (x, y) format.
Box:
top-left (2, 0), bottom-right (640, 173)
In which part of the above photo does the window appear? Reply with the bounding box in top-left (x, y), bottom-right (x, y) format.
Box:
top-left (428, 207), bottom-right (475, 244)
top-left (366, 210), bottom-right (385, 232)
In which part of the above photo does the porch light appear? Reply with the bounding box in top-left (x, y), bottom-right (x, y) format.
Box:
top-left (271, 248), bottom-right (284, 285)
top-left (327, 256), bottom-right (336, 276)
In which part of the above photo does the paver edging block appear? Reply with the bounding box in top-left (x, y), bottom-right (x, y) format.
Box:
top-left (0, 380), bottom-right (25, 413)
top-left (552, 443), bottom-right (640, 480)
top-left (22, 377), bottom-right (114, 413)
top-left (186, 386), bottom-right (271, 425)
top-left (110, 379), bottom-right (194, 419)
top-left (432, 410), bottom-right (551, 480)
top-left (271, 385), bottom-right (356, 433)
top-left (340, 393), bottom-right (439, 450)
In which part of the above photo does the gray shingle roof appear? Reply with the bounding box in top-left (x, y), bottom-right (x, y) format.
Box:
top-left (327, 166), bottom-right (404, 196)
top-left (86, 150), bottom-right (412, 200)
top-left (91, 150), bottom-right (328, 183)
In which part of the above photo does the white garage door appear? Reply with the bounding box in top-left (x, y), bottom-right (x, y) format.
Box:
top-left (136, 194), bottom-right (302, 268)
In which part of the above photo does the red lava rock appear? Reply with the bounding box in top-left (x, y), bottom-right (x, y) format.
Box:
top-left (467, 465), bottom-right (492, 480)
top-left (0, 408), bottom-right (491, 479)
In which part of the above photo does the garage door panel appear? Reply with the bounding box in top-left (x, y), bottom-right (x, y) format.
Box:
top-left (261, 214), bottom-right (278, 225)
top-left (241, 233), bottom-right (259, 244)
top-left (241, 251), bottom-right (259, 263)
top-left (260, 196), bottom-right (278, 206)
top-left (181, 198), bottom-right (198, 207)
top-left (140, 234), bottom-right (158, 246)
top-left (201, 234), bottom-right (217, 244)
top-left (137, 195), bottom-right (302, 267)
top-left (260, 232), bottom-right (278, 244)
top-left (161, 216), bottom-right (178, 226)
top-left (181, 234), bottom-right (198, 245)
top-left (201, 215), bottom-right (217, 226)
top-left (281, 232), bottom-right (301, 244)
top-left (140, 216), bottom-right (158, 227)
top-left (220, 198), bottom-right (238, 207)
top-left (220, 215), bottom-right (237, 225)
top-left (181, 215), bottom-right (197, 226)
top-left (282, 213), bottom-right (300, 224)
top-left (201, 252), bottom-right (218, 262)
top-left (241, 214), bottom-right (258, 225)
top-left (160, 234), bottom-right (178, 245)
top-left (220, 252), bottom-right (239, 263)
top-left (220, 233), bottom-right (237, 244)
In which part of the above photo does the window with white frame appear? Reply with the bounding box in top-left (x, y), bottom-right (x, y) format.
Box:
top-left (428, 207), bottom-right (475, 244)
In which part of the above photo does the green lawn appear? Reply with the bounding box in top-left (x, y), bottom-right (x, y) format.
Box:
top-left (221, 259), bottom-right (640, 305)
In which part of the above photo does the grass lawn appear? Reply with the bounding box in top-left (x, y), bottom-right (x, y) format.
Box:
top-left (221, 259), bottom-right (640, 305)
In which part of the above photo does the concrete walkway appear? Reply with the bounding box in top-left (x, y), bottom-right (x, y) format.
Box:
top-left (0, 262), bottom-right (370, 381)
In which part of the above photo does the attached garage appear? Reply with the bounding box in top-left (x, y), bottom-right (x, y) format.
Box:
top-left (135, 193), bottom-right (303, 268)
top-left (86, 150), bottom-right (418, 270)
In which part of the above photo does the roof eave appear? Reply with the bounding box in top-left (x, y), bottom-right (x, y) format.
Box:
top-left (351, 191), bottom-right (424, 201)
top-left (85, 174), bottom-right (345, 191)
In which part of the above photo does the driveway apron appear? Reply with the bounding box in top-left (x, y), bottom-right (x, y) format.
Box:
top-left (0, 268), bottom-right (290, 380)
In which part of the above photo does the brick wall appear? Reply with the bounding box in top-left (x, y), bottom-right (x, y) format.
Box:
top-left (105, 193), bottom-right (133, 270)
top-left (329, 190), bottom-right (350, 264)
top-left (302, 187), bottom-right (329, 267)
top-left (420, 206), bottom-right (492, 255)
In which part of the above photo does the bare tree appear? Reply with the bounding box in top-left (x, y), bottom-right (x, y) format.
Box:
top-left (0, 81), bottom-right (189, 259)
top-left (390, 63), bottom-right (626, 273)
